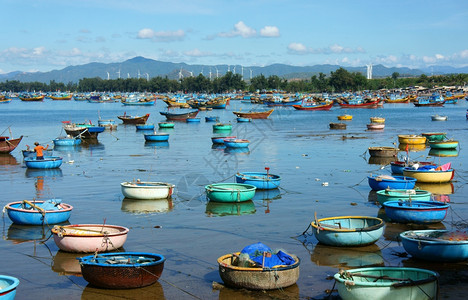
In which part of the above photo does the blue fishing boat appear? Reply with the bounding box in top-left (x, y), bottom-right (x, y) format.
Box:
top-left (213, 123), bottom-right (232, 131)
top-left (24, 156), bottom-right (63, 169)
top-left (224, 139), bottom-right (250, 148)
top-left (144, 133), bottom-right (169, 142)
top-left (390, 161), bottom-right (432, 174)
top-left (237, 117), bottom-right (251, 122)
top-left (383, 200), bottom-right (449, 224)
top-left (205, 183), bottom-right (256, 202)
top-left (53, 136), bottom-right (81, 147)
top-left (376, 189), bottom-right (432, 205)
top-left (4, 199), bottom-right (73, 225)
top-left (97, 119), bottom-right (115, 127)
top-left (136, 124), bottom-right (155, 130)
top-left (211, 136), bottom-right (235, 144)
top-left (78, 252), bottom-right (165, 289)
top-left (186, 117), bottom-right (201, 123)
top-left (205, 116), bottom-right (219, 122)
top-left (235, 170), bottom-right (281, 190)
top-left (311, 216), bottom-right (384, 246)
top-left (400, 230), bottom-right (468, 262)
top-left (0, 275), bottom-right (19, 300)
top-left (334, 267), bottom-right (439, 300)
top-left (367, 175), bottom-right (417, 191)
top-left (158, 122), bottom-right (175, 129)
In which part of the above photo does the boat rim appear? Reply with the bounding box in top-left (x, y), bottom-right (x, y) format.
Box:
top-left (78, 252), bottom-right (165, 267)
top-left (311, 216), bottom-right (384, 232)
top-left (51, 224), bottom-right (130, 236)
top-left (217, 252), bottom-right (300, 272)
top-left (5, 200), bottom-right (73, 212)
top-left (400, 230), bottom-right (468, 245)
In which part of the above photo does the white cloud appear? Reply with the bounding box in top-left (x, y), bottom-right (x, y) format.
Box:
top-left (184, 48), bottom-right (213, 57)
top-left (260, 26), bottom-right (279, 37)
top-left (288, 43), bottom-right (366, 55)
top-left (218, 21), bottom-right (256, 38)
top-left (288, 43), bottom-right (307, 53)
top-left (137, 28), bottom-right (185, 42)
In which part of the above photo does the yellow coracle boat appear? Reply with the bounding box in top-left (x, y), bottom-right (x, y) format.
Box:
top-left (337, 114), bottom-right (352, 121)
top-left (403, 168), bottom-right (454, 183)
top-left (398, 134), bottom-right (426, 145)
top-left (370, 117), bottom-right (385, 123)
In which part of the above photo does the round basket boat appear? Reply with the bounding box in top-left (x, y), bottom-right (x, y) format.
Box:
top-left (235, 172), bottom-right (281, 190)
top-left (334, 267), bottom-right (439, 300)
top-left (217, 252), bottom-right (300, 290)
top-left (5, 199), bottom-right (73, 225)
top-left (400, 230), bottom-right (468, 262)
top-left (402, 168), bottom-right (454, 183)
top-left (375, 189), bottom-right (431, 205)
top-left (79, 252), bottom-right (165, 289)
top-left (368, 147), bottom-right (398, 157)
top-left (205, 183), bottom-right (256, 202)
top-left (368, 175), bottom-right (417, 191)
top-left (120, 181), bottom-right (174, 200)
top-left (51, 224), bottom-right (129, 253)
top-left (144, 133), bottom-right (169, 142)
top-left (382, 200), bottom-right (449, 224)
top-left (0, 275), bottom-right (20, 299)
top-left (158, 122), bottom-right (174, 128)
top-left (24, 156), bottom-right (63, 169)
top-left (213, 123), bottom-right (232, 130)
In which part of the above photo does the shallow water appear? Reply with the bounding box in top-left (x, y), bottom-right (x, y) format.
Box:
top-left (1, 98), bottom-right (467, 299)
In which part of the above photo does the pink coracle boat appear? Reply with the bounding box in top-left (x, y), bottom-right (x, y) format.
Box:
top-left (51, 224), bottom-right (129, 253)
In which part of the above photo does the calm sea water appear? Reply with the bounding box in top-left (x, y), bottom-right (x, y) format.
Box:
top-left (1, 98), bottom-right (467, 299)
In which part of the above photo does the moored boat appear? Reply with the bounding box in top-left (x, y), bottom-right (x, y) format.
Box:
top-left (24, 156), bottom-right (63, 169)
top-left (400, 230), bottom-right (468, 262)
top-left (53, 136), bottom-right (81, 147)
top-left (403, 164), bottom-right (454, 183)
top-left (367, 123), bottom-right (385, 130)
top-left (205, 183), bottom-right (256, 202)
top-left (158, 122), bottom-right (175, 128)
top-left (0, 275), bottom-right (20, 299)
top-left (397, 135), bottom-right (426, 145)
top-left (213, 123), bottom-right (232, 130)
top-left (63, 123), bottom-right (105, 139)
top-left (205, 116), bottom-right (219, 122)
top-left (159, 110), bottom-right (199, 121)
top-left (311, 216), bottom-right (384, 246)
top-left (143, 133), bottom-right (169, 142)
top-left (235, 171), bottom-right (281, 190)
top-left (421, 132), bottom-right (446, 142)
top-left (334, 267), bottom-right (439, 300)
top-left (367, 175), bottom-right (417, 191)
top-left (428, 139), bottom-right (458, 149)
top-left (338, 99), bottom-right (380, 108)
top-left (79, 252), bottom-right (165, 289)
top-left (232, 109), bottom-right (274, 119)
top-left (236, 117), bottom-right (251, 122)
top-left (121, 181), bottom-right (174, 199)
top-left (368, 146), bottom-right (398, 157)
top-left (292, 101), bottom-right (333, 111)
top-left (0, 136), bottom-right (23, 154)
top-left (370, 117), bottom-right (385, 123)
top-left (117, 113), bottom-right (150, 124)
top-left (224, 139), bottom-right (250, 148)
top-left (390, 161), bottom-right (432, 174)
top-left (376, 189), bottom-right (432, 205)
top-left (186, 117), bottom-right (201, 123)
top-left (383, 200), bottom-right (449, 224)
top-left (4, 199), bottom-right (73, 225)
top-left (431, 114), bottom-right (448, 121)
top-left (329, 122), bottom-right (346, 129)
top-left (337, 114), bottom-right (352, 121)
top-left (135, 124), bottom-right (155, 130)
top-left (51, 224), bottom-right (129, 253)
top-left (211, 136), bottom-right (235, 144)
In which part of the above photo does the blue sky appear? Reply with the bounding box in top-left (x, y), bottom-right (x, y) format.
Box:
top-left (1, 0), bottom-right (467, 74)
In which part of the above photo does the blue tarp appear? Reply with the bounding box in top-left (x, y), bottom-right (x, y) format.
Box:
top-left (418, 165), bottom-right (437, 171)
top-left (240, 242), bottom-right (295, 268)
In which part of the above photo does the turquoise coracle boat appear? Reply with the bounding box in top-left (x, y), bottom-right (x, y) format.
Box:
top-left (334, 267), bottom-right (439, 300)
top-left (376, 189), bottom-right (432, 205)
top-left (205, 183), bottom-right (256, 202)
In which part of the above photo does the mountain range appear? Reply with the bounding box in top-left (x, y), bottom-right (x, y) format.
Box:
top-left (0, 56), bottom-right (467, 84)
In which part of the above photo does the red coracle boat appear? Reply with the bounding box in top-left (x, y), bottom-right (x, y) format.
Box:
top-left (292, 101), bottom-right (333, 111)
top-left (338, 100), bottom-right (380, 108)
top-left (0, 136), bottom-right (23, 153)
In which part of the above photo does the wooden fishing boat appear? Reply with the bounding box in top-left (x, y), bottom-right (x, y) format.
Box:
top-left (51, 224), bottom-right (129, 253)
top-left (63, 122), bottom-right (105, 139)
top-left (158, 122), bottom-right (174, 128)
top-left (159, 110), bottom-right (198, 121)
top-left (19, 94), bottom-right (45, 101)
top-left (232, 109), bottom-right (274, 119)
top-left (121, 181), bottom-right (174, 199)
top-left (421, 132), bottom-right (446, 142)
top-left (217, 245), bottom-right (300, 290)
top-left (135, 124), bottom-right (155, 130)
top-left (0, 275), bottom-right (19, 299)
top-left (383, 200), bottom-right (449, 224)
top-left (213, 123), bottom-right (232, 130)
top-left (0, 136), bottom-right (22, 154)
top-left (329, 122), bottom-right (346, 129)
top-left (376, 189), bottom-right (432, 205)
top-left (338, 99), bottom-right (380, 108)
top-left (370, 117), bottom-right (385, 123)
top-left (367, 175), bottom-right (417, 191)
top-left (368, 147), bottom-right (398, 157)
top-left (4, 199), bottom-right (73, 225)
top-left (428, 139), bottom-right (458, 149)
top-left (53, 136), bottom-right (81, 147)
top-left (163, 98), bottom-right (190, 108)
top-left (400, 230), bottom-right (468, 262)
top-left (121, 99), bottom-right (155, 106)
top-left (334, 267), bottom-right (439, 300)
top-left (117, 113), bottom-right (150, 124)
top-left (79, 252), bottom-right (165, 289)
top-left (292, 101), bottom-right (333, 111)
top-left (24, 156), bottom-right (63, 169)
top-left (143, 133), bottom-right (169, 142)
top-left (205, 183), bottom-right (256, 202)
top-left (265, 97), bottom-right (302, 106)
top-left (311, 216), bottom-right (384, 246)
top-left (0, 97), bottom-right (12, 103)
top-left (431, 114), bottom-right (448, 121)
top-left (403, 166), bottom-right (454, 183)
top-left (397, 135), bottom-right (426, 145)
top-left (50, 93), bottom-right (73, 100)
top-left (337, 114), bottom-right (352, 120)
top-left (224, 139), bottom-right (250, 148)
top-left (235, 171), bottom-right (281, 190)
top-left (367, 123), bottom-right (385, 130)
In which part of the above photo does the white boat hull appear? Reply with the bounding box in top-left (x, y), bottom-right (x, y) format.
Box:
top-left (121, 181), bottom-right (175, 199)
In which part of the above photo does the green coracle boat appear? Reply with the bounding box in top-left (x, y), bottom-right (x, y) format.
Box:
top-left (376, 189), bottom-right (432, 205)
top-left (205, 183), bottom-right (256, 202)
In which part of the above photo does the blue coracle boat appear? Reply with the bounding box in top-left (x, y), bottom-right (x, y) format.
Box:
top-left (4, 199), bottom-right (73, 225)
top-left (24, 156), bottom-right (63, 169)
top-left (383, 200), bottom-right (449, 224)
top-left (0, 275), bottom-right (19, 300)
top-left (136, 124), bottom-right (155, 130)
top-left (367, 175), bottom-right (416, 191)
top-left (400, 230), bottom-right (468, 262)
top-left (205, 116), bottom-right (219, 122)
top-left (235, 172), bottom-right (281, 190)
top-left (144, 133), bottom-right (169, 142)
top-left (53, 136), bottom-right (81, 146)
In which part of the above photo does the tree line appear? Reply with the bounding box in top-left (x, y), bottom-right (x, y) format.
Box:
top-left (1, 68), bottom-right (467, 94)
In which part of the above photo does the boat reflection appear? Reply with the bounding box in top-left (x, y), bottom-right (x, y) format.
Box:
top-left (82, 280), bottom-right (165, 299)
top-left (368, 156), bottom-right (393, 165)
top-left (382, 215), bottom-right (447, 241)
top-left (0, 154), bottom-right (18, 165)
top-left (81, 140), bottom-right (105, 151)
top-left (368, 190), bottom-right (378, 205)
top-left (224, 147), bottom-right (250, 155)
top-left (52, 251), bottom-right (87, 276)
top-left (252, 188), bottom-right (282, 201)
top-left (158, 127), bottom-right (174, 133)
top-left (4, 223), bottom-right (50, 243)
top-left (53, 145), bottom-right (82, 153)
top-left (121, 198), bottom-right (173, 214)
top-left (25, 168), bottom-right (63, 179)
top-left (218, 283), bottom-right (299, 300)
top-left (144, 141), bottom-right (170, 149)
top-left (211, 144), bottom-right (226, 150)
top-left (310, 243), bottom-right (384, 268)
top-left (415, 182), bottom-right (454, 195)
top-left (428, 148), bottom-right (459, 157)
top-left (205, 200), bottom-right (256, 217)
top-left (398, 143), bottom-right (426, 152)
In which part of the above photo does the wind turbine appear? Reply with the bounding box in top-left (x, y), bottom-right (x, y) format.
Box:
top-left (200, 67), bottom-right (204, 75)
top-left (227, 65), bottom-right (230, 72)
top-left (178, 68), bottom-right (183, 80)
top-left (189, 71), bottom-right (193, 77)
top-left (241, 66), bottom-right (244, 80)
top-left (117, 69), bottom-right (121, 79)
top-left (233, 66), bottom-right (236, 74)
top-left (145, 73), bottom-right (149, 81)
top-left (138, 70), bottom-right (141, 79)
top-left (215, 66), bottom-right (219, 78)
top-left (127, 73), bottom-right (130, 79)
top-left (250, 69), bottom-right (253, 80)
top-left (106, 72), bottom-right (110, 80)
top-left (209, 68), bottom-right (212, 80)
